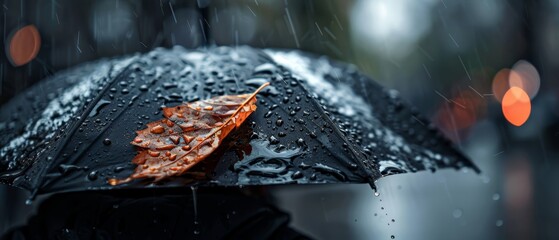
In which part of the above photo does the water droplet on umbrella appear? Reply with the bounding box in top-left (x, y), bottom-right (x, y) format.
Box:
top-left (204, 78), bottom-right (216, 85)
top-left (163, 82), bottom-right (178, 89)
top-left (264, 111), bottom-right (273, 118)
top-left (103, 138), bottom-right (112, 146)
top-left (87, 171), bottom-right (98, 181)
top-left (269, 135), bottom-right (279, 144)
top-left (312, 163), bottom-right (347, 181)
top-left (89, 100), bottom-right (111, 117)
top-left (296, 138), bottom-right (305, 146)
top-left (253, 63), bottom-right (276, 75)
top-left (291, 171), bottom-right (303, 179)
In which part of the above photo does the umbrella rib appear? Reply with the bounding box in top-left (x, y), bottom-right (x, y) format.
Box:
top-left (32, 57), bottom-right (140, 196)
top-left (293, 80), bottom-right (380, 187)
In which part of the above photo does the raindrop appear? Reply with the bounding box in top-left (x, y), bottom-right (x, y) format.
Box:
top-left (264, 111), bottom-right (273, 118)
top-left (205, 78), bottom-right (216, 85)
top-left (312, 163), bottom-right (347, 181)
top-left (492, 193), bottom-right (500, 201)
top-left (89, 100), bottom-right (111, 117)
top-left (291, 171), bottom-right (303, 179)
top-left (87, 171), bottom-right (98, 181)
top-left (191, 186), bottom-right (200, 235)
top-left (269, 135), bottom-right (279, 144)
top-left (452, 209), bottom-right (463, 218)
top-left (245, 78), bottom-right (269, 87)
top-left (163, 82), bottom-right (178, 89)
top-left (103, 138), bottom-right (112, 146)
top-left (391, 235), bottom-right (395, 239)
top-left (374, 192), bottom-right (380, 197)
top-left (310, 173), bottom-right (317, 180)
top-left (496, 220), bottom-right (503, 227)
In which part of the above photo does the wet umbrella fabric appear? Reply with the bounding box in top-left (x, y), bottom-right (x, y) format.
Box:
top-left (0, 46), bottom-right (478, 194)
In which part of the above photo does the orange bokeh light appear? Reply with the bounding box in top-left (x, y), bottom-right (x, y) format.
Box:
top-left (502, 87), bottom-right (531, 126)
top-left (7, 25), bottom-right (41, 66)
top-left (434, 89), bottom-right (486, 142)
top-left (492, 68), bottom-right (512, 102)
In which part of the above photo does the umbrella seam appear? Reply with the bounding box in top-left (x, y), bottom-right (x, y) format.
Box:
top-left (276, 65), bottom-right (380, 186)
top-left (31, 55), bottom-right (141, 197)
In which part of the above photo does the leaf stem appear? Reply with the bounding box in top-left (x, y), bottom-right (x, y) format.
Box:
top-left (168, 82), bottom-right (270, 166)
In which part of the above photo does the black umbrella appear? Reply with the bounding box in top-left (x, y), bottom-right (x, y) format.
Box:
top-left (0, 46), bottom-right (479, 196)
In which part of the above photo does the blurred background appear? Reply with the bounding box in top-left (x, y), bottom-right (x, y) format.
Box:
top-left (1, 0), bottom-right (558, 239)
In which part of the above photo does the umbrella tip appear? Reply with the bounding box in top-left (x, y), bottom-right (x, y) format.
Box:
top-left (25, 188), bottom-right (39, 205)
top-left (368, 181), bottom-right (377, 193)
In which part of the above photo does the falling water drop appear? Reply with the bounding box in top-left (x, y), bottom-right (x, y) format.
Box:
top-left (452, 209), bottom-right (463, 218)
top-left (191, 186), bottom-right (200, 235)
top-left (492, 193), bottom-right (500, 201)
top-left (496, 220), bottom-right (503, 227)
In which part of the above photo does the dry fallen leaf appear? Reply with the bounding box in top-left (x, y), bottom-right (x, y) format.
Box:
top-left (109, 82), bottom-right (270, 185)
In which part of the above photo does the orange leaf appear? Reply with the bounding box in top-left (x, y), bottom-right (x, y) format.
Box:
top-left (109, 82), bottom-right (270, 185)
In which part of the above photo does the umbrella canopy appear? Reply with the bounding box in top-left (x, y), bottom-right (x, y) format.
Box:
top-left (0, 46), bottom-right (478, 195)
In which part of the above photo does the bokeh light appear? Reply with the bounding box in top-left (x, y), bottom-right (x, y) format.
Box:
top-left (509, 60), bottom-right (540, 99)
top-left (502, 87), bottom-right (531, 126)
top-left (6, 25), bottom-right (41, 67)
top-left (435, 89), bottom-right (486, 141)
top-left (492, 68), bottom-right (513, 102)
